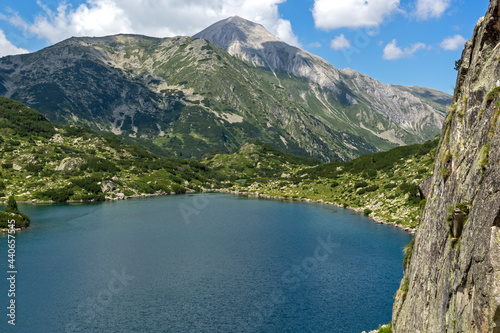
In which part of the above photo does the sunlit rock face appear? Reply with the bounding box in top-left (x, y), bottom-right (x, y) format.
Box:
top-left (392, 1), bottom-right (500, 332)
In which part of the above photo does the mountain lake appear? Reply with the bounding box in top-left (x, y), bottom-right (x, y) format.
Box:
top-left (0, 193), bottom-right (412, 332)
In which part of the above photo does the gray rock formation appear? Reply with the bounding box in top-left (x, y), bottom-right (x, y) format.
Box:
top-left (392, 1), bottom-right (500, 331)
top-left (55, 157), bottom-right (84, 172)
top-left (101, 180), bottom-right (116, 193)
top-left (418, 176), bottom-right (432, 199)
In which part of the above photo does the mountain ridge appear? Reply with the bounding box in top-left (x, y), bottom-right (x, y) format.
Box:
top-left (195, 16), bottom-right (450, 131)
top-left (0, 95), bottom-right (438, 232)
top-left (0, 17), bottom-right (451, 161)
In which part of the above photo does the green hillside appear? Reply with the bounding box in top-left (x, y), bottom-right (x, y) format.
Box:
top-left (0, 97), bottom-right (221, 206)
top-left (0, 32), bottom-right (449, 162)
top-left (1, 96), bottom-right (436, 230)
top-left (206, 138), bottom-right (439, 229)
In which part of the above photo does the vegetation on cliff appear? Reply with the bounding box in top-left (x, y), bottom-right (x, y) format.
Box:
top-left (392, 1), bottom-right (500, 331)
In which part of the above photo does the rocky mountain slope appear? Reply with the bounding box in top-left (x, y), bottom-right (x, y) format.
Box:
top-left (0, 18), bottom-right (450, 161)
top-left (196, 16), bottom-right (451, 144)
top-left (392, 1), bottom-right (500, 331)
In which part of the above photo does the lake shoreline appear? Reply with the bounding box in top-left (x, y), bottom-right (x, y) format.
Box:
top-left (1, 188), bottom-right (416, 234)
top-left (208, 189), bottom-right (416, 234)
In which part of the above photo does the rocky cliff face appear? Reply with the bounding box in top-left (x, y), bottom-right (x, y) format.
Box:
top-left (194, 16), bottom-right (342, 88)
top-left (392, 1), bottom-right (500, 332)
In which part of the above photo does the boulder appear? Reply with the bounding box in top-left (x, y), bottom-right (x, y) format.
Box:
top-left (418, 176), bottom-right (432, 200)
top-left (50, 133), bottom-right (64, 143)
top-left (101, 180), bottom-right (116, 193)
top-left (55, 157), bottom-right (84, 172)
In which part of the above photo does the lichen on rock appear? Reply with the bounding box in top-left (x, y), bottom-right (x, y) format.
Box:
top-left (392, 1), bottom-right (500, 332)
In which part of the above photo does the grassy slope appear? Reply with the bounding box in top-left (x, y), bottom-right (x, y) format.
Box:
top-left (205, 139), bottom-right (439, 229)
top-left (0, 97), bottom-right (222, 208)
top-left (2, 35), bottom-right (450, 163)
top-left (203, 142), bottom-right (320, 181)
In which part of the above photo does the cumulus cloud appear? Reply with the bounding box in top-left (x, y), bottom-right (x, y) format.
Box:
top-left (273, 18), bottom-right (301, 47)
top-left (415, 0), bottom-right (452, 20)
top-left (383, 39), bottom-right (426, 60)
top-left (440, 34), bottom-right (466, 50)
top-left (25, 0), bottom-right (132, 43)
top-left (4, 0), bottom-right (301, 46)
top-left (330, 34), bottom-right (351, 51)
top-left (0, 30), bottom-right (29, 57)
top-left (312, 0), bottom-right (400, 30)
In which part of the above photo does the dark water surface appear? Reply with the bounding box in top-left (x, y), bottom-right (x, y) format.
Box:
top-left (0, 193), bottom-right (412, 332)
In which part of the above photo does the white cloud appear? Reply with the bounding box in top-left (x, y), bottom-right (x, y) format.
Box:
top-left (274, 18), bottom-right (301, 47)
top-left (6, 0), bottom-right (301, 47)
top-left (26, 0), bottom-right (132, 43)
top-left (440, 34), bottom-right (466, 50)
top-left (312, 0), bottom-right (400, 30)
top-left (415, 0), bottom-right (452, 20)
top-left (330, 34), bottom-right (351, 51)
top-left (383, 40), bottom-right (404, 60)
top-left (383, 39), bottom-right (426, 60)
top-left (0, 30), bottom-right (29, 57)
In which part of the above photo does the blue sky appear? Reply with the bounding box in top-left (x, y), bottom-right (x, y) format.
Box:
top-left (0, 0), bottom-right (489, 94)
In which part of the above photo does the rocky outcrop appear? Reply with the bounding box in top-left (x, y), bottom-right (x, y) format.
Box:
top-left (392, 1), bottom-right (500, 332)
top-left (418, 176), bottom-right (432, 199)
top-left (101, 180), bottom-right (116, 193)
top-left (54, 157), bottom-right (84, 172)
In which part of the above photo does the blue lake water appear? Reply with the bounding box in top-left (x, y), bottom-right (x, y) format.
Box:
top-left (0, 193), bottom-right (412, 332)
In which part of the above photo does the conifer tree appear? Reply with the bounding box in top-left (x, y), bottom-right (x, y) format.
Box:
top-left (6, 196), bottom-right (19, 214)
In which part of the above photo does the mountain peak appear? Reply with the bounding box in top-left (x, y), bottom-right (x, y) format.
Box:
top-left (221, 16), bottom-right (272, 34)
top-left (194, 16), bottom-right (281, 51)
top-left (194, 16), bottom-right (316, 76)
top-left (224, 15), bottom-right (254, 24)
